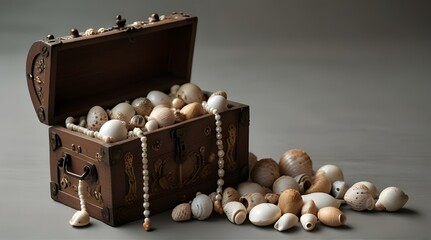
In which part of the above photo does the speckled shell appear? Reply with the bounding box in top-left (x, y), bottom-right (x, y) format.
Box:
top-left (109, 102), bottom-right (136, 125)
top-left (300, 213), bottom-right (317, 231)
top-left (98, 120), bottom-right (128, 143)
top-left (294, 173), bottom-right (312, 194)
top-left (278, 189), bottom-right (303, 215)
top-left (149, 107), bottom-right (175, 127)
top-left (274, 213), bottom-right (298, 232)
top-left (131, 97), bottom-right (153, 116)
top-left (316, 164), bottom-right (344, 183)
top-left (301, 200), bottom-right (318, 216)
top-left (206, 95), bottom-right (228, 112)
top-left (147, 90), bottom-right (172, 107)
top-left (265, 193), bottom-right (279, 204)
top-left (279, 149), bottom-right (313, 178)
top-left (86, 106), bottom-right (108, 131)
top-left (239, 192), bottom-right (266, 213)
top-left (248, 203), bottom-right (282, 226)
top-left (302, 192), bottom-right (342, 210)
top-left (222, 187), bottom-right (241, 206)
top-left (272, 175), bottom-right (299, 195)
top-left (317, 206), bottom-right (347, 227)
top-left (171, 203), bottom-right (191, 222)
top-left (352, 181), bottom-right (379, 199)
top-left (191, 193), bottom-right (213, 220)
top-left (223, 201), bottom-right (247, 225)
top-left (332, 181), bottom-right (349, 199)
top-left (129, 115), bottom-right (146, 129)
top-left (237, 182), bottom-right (267, 196)
top-left (180, 102), bottom-right (206, 120)
top-left (176, 83), bottom-right (204, 104)
top-left (344, 183), bottom-right (375, 211)
top-left (375, 186), bottom-right (408, 212)
top-left (305, 172), bottom-right (332, 194)
top-left (250, 158), bottom-right (280, 188)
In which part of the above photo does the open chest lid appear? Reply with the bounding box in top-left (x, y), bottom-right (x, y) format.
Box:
top-left (26, 13), bottom-right (197, 126)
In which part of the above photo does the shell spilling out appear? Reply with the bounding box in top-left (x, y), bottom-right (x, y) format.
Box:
top-left (375, 186), bottom-right (408, 212)
top-left (332, 181), bottom-right (349, 199)
top-left (239, 192), bottom-right (266, 213)
top-left (278, 189), bottom-right (303, 215)
top-left (272, 175), bottom-right (299, 195)
top-left (318, 207), bottom-right (347, 227)
top-left (237, 182), bottom-right (266, 196)
top-left (301, 200), bottom-right (318, 216)
top-left (279, 149), bottom-right (313, 178)
top-left (191, 193), bottom-right (213, 220)
top-left (344, 183), bottom-right (375, 211)
top-left (147, 90), bottom-right (172, 107)
top-left (302, 192), bottom-right (342, 210)
top-left (352, 181), bottom-right (379, 199)
top-left (131, 97), bottom-right (153, 116)
top-left (265, 193), bottom-right (279, 204)
top-left (149, 106), bottom-right (175, 127)
top-left (294, 174), bottom-right (312, 194)
top-left (248, 203), bottom-right (282, 227)
top-left (250, 158), bottom-right (280, 188)
top-left (86, 106), bottom-right (109, 131)
top-left (222, 187), bottom-right (241, 207)
top-left (223, 201), bottom-right (247, 225)
top-left (171, 203), bottom-right (192, 222)
top-left (274, 213), bottom-right (298, 232)
top-left (176, 83), bottom-right (204, 104)
top-left (300, 213), bottom-right (317, 231)
top-left (180, 102), bottom-right (206, 120)
top-left (316, 164), bottom-right (344, 184)
top-left (305, 172), bottom-right (332, 194)
top-left (109, 102), bottom-right (136, 125)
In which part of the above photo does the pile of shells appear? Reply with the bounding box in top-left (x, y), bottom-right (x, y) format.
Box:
top-left (171, 148), bottom-right (409, 232)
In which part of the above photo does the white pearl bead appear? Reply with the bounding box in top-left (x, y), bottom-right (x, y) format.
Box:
top-left (143, 169), bottom-right (149, 176)
top-left (144, 210), bottom-right (150, 217)
top-left (216, 133), bottom-right (223, 140)
top-left (144, 193), bottom-right (150, 200)
top-left (141, 142), bottom-right (147, 148)
top-left (216, 120), bottom-right (222, 127)
top-left (215, 114), bottom-right (221, 121)
top-left (217, 178), bottom-right (224, 187)
top-left (143, 202), bottom-right (150, 208)
top-left (218, 150), bottom-right (225, 158)
top-left (215, 194), bottom-right (222, 201)
top-left (143, 186), bottom-right (149, 192)
top-left (218, 169), bottom-right (225, 178)
top-left (216, 127), bottom-right (222, 133)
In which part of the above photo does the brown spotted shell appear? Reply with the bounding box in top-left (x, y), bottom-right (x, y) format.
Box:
top-left (279, 149), bottom-right (313, 178)
top-left (222, 187), bottom-right (241, 206)
top-left (344, 183), bottom-right (375, 211)
top-left (250, 158), bottom-right (280, 188)
top-left (277, 189), bottom-right (303, 215)
top-left (171, 203), bottom-right (191, 222)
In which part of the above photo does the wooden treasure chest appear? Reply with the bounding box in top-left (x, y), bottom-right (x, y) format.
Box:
top-left (26, 13), bottom-right (249, 227)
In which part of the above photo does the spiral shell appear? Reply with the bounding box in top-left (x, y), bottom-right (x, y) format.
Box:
top-left (171, 203), bottom-right (191, 222)
top-left (180, 102), bottom-right (206, 120)
top-left (191, 193), bottom-right (213, 220)
top-left (274, 213), bottom-right (298, 232)
top-left (250, 158), bottom-right (280, 188)
top-left (301, 200), bottom-right (318, 216)
top-left (316, 164), bottom-right (344, 184)
top-left (265, 193), bottom-right (279, 204)
top-left (278, 189), bottom-right (303, 215)
top-left (149, 107), bottom-right (175, 127)
top-left (223, 201), bottom-right (247, 225)
top-left (176, 83), bottom-right (204, 104)
top-left (222, 187), bottom-right (241, 207)
top-left (305, 172), bottom-right (332, 194)
top-left (239, 192), bottom-right (266, 213)
top-left (279, 149), bottom-right (313, 178)
top-left (375, 186), bottom-right (408, 212)
top-left (300, 213), bottom-right (317, 231)
top-left (131, 97), bottom-right (153, 116)
top-left (272, 175), bottom-right (299, 195)
top-left (294, 173), bottom-right (312, 194)
top-left (344, 183), bottom-right (375, 211)
top-left (249, 203), bottom-right (281, 226)
top-left (317, 206), bottom-right (347, 227)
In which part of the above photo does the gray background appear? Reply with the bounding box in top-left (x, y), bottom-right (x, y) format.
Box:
top-left (1, 0), bottom-right (430, 239)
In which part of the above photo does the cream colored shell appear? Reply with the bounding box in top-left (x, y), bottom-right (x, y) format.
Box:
top-left (248, 203), bottom-right (282, 226)
top-left (223, 201), bottom-right (247, 225)
top-left (176, 83), bottom-right (204, 104)
top-left (109, 102), bottom-right (136, 125)
top-left (300, 213), bottom-right (317, 231)
top-left (147, 90), bottom-right (172, 107)
top-left (237, 182), bottom-right (267, 196)
top-left (250, 158), bottom-right (280, 188)
top-left (98, 119), bottom-right (128, 143)
top-left (222, 187), bottom-right (241, 207)
top-left (316, 164), bottom-right (344, 183)
top-left (375, 186), bottom-right (408, 211)
top-left (86, 106), bottom-right (108, 131)
top-left (272, 175), bottom-right (299, 195)
top-left (302, 192), bottom-right (342, 210)
top-left (274, 213), bottom-right (298, 232)
top-left (344, 183), bottom-right (375, 211)
top-left (149, 107), bottom-right (175, 127)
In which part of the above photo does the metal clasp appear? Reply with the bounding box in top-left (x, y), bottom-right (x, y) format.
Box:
top-left (59, 153), bottom-right (97, 181)
top-left (171, 128), bottom-right (187, 164)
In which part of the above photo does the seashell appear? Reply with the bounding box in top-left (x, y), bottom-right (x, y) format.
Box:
top-left (109, 102), bottom-right (136, 125)
top-left (223, 201), bottom-right (247, 225)
top-left (274, 213), bottom-right (298, 232)
top-left (86, 106), bottom-right (108, 131)
top-left (265, 193), bottom-right (279, 204)
top-left (144, 118), bottom-right (158, 131)
top-left (205, 95), bottom-right (228, 113)
top-left (300, 213), bottom-right (317, 231)
top-left (191, 193), bottom-right (213, 220)
top-left (98, 119), bottom-right (128, 143)
top-left (305, 172), bottom-right (332, 194)
top-left (171, 203), bottom-right (191, 222)
top-left (250, 158), bottom-right (280, 188)
top-left (316, 164), bottom-right (344, 184)
top-left (170, 84), bottom-right (180, 96)
top-left (149, 107), bottom-right (175, 127)
top-left (69, 209), bottom-right (90, 227)
top-left (239, 192), bottom-right (266, 213)
top-left (173, 109), bottom-right (186, 123)
top-left (172, 97), bottom-right (185, 109)
top-left (317, 206), bottom-right (347, 227)
top-left (176, 83), bottom-right (204, 104)
top-left (129, 115), bottom-right (146, 129)
top-left (302, 192), bottom-right (342, 210)
top-left (222, 187), bottom-right (241, 206)
top-left (147, 90), bottom-right (172, 107)
top-left (131, 97), bottom-right (153, 116)
top-left (301, 200), bottom-right (318, 216)
top-left (248, 203), bottom-right (281, 226)
top-left (210, 90), bottom-right (228, 99)
top-left (248, 152), bottom-right (258, 180)
top-left (272, 175), bottom-right (299, 195)
top-left (278, 189), bottom-right (303, 215)
top-left (279, 149), bottom-right (313, 178)
top-left (180, 102), bottom-right (206, 120)
top-left (375, 186), bottom-right (408, 212)
top-left (332, 181), bottom-right (349, 199)
top-left (352, 181), bottom-right (379, 199)
top-left (237, 182), bottom-right (266, 196)
top-left (294, 173), bottom-right (312, 194)
top-left (344, 183), bottom-right (375, 211)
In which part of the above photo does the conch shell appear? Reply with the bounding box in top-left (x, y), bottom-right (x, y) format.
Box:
top-left (278, 189), bottom-right (303, 215)
top-left (294, 173), bottom-right (312, 194)
top-left (279, 149), bottom-right (313, 178)
top-left (374, 186), bottom-right (408, 211)
top-left (317, 206), bottom-right (347, 227)
top-left (250, 158), bottom-right (280, 188)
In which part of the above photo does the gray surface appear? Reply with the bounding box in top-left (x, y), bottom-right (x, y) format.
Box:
top-left (1, 0), bottom-right (430, 239)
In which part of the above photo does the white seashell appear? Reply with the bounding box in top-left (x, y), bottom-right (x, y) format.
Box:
top-left (375, 186), bottom-right (408, 211)
top-left (176, 83), bottom-right (204, 104)
top-left (279, 149), bottom-right (313, 178)
top-left (239, 192), bottom-right (266, 213)
top-left (316, 164), bottom-right (344, 183)
top-left (149, 107), bottom-right (175, 127)
top-left (206, 95), bottom-right (228, 112)
top-left (171, 203), bottom-right (191, 222)
top-left (248, 203), bottom-right (281, 226)
top-left (223, 201), bottom-right (247, 225)
top-left (352, 181), bottom-right (379, 199)
top-left (300, 213), bottom-right (317, 231)
top-left (191, 194), bottom-right (213, 220)
top-left (172, 97), bottom-right (185, 109)
top-left (250, 158), bottom-right (280, 188)
top-left (317, 206), bottom-right (347, 227)
top-left (69, 209), bottom-right (90, 227)
top-left (86, 106), bottom-right (108, 131)
top-left (109, 102), bottom-right (136, 125)
top-left (147, 90), bottom-right (172, 107)
top-left (272, 175), bottom-right (299, 195)
top-left (274, 213), bottom-right (298, 232)
top-left (332, 181), bottom-right (349, 199)
top-left (237, 182), bottom-right (266, 196)
top-left (98, 119), bottom-right (128, 143)
top-left (131, 97), bottom-right (153, 116)
top-left (302, 192), bottom-right (342, 210)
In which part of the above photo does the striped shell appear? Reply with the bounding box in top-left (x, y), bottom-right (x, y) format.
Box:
top-left (250, 158), bottom-right (280, 188)
top-left (171, 203), bottom-right (191, 222)
top-left (279, 149), bottom-right (313, 178)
